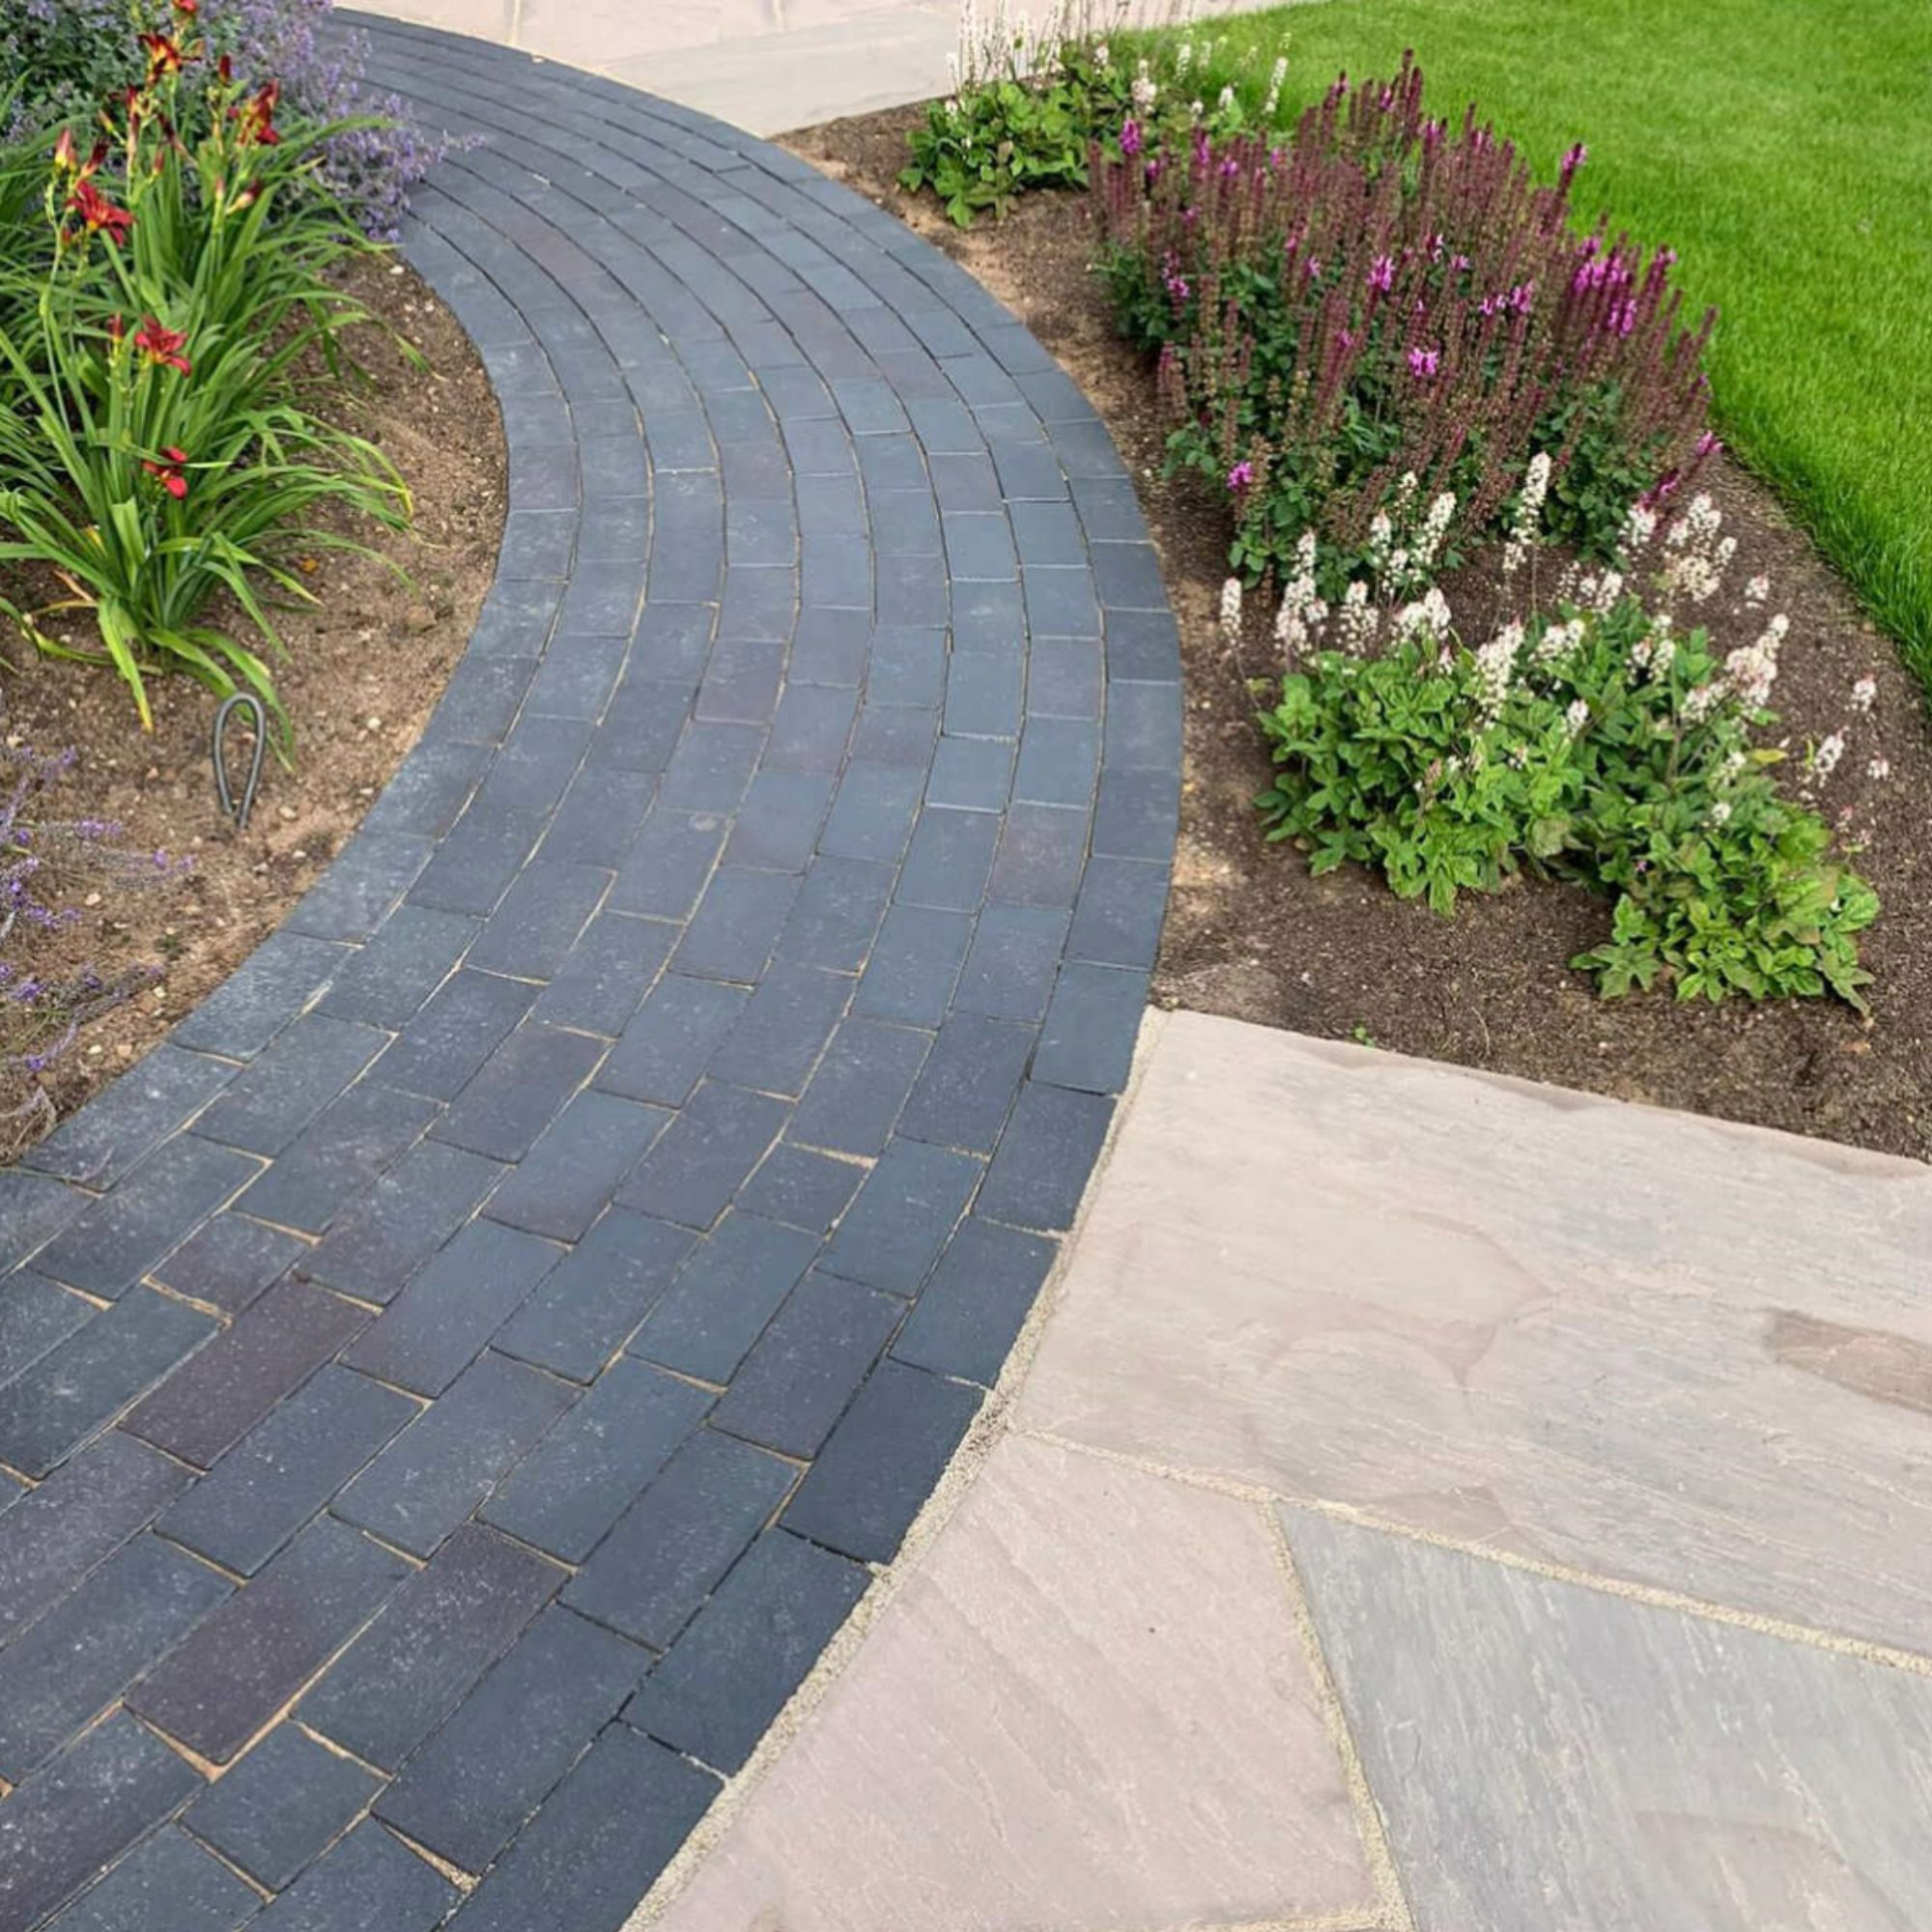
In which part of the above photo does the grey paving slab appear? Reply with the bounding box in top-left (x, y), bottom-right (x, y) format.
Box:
top-left (4, 15), bottom-right (1178, 1920)
top-left (1288, 1507), bottom-right (1932, 1931)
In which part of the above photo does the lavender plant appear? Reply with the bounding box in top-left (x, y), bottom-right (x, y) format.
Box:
top-left (1, 708), bottom-right (186, 1155)
top-left (1247, 492), bottom-right (1881, 1007)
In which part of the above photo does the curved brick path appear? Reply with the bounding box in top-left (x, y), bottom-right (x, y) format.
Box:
top-left (0, 18), bottom-right (1179, 1931)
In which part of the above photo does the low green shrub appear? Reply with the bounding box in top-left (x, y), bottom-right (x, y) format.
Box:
top-left (1250, 499), bottom-right (1880, 1007)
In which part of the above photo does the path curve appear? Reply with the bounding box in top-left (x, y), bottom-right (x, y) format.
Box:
top-left (0, 19), bottom-right (1179, 1930)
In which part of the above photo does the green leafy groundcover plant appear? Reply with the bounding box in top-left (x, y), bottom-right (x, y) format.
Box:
top-left (1255, 565), bottom-right (1877, 1008)
top-left (0, 7), bottom-right (412, 746)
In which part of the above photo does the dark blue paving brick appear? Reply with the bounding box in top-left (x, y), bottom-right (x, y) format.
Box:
top-left (579, 496), bottom-right (650, 560)
top-left (557, 555), bottom-right (646, 636)
top-left (716, 566), bottom-right (795, 642)
top-left (896, 809), bottom-right (1001, 916)
top-left (987, 801), bottom-right (1088, 909)
top-left (448, 1724), bottom-right (717, 1932)
top-left (126, 1278), bottom-right (371, 1469)
top-left (194, 1014), bottom-right (388, 1159)
top-left (1028, 636), bottom-right (1103, 718)
top-left (897, 1012), bottom-right (1037, 1154)
top-left (868, 490), bottom-right (940, 562)
top-left (483, 1092), bottom-right (669, 1243)
top-left (336, 1350), bottom-right (576, 1559)
top-left (849, 699), bottom-right (938, 770)
top-left (378, 968), bottom-right (537, 1101)
top-left (1102, 606), bottom-right (1183, 682)
top-left (21, 1045), bottom-right (234, 1188)
top-left (725, 495), bottom-right (798, 567)
top-left (361, 739), bottom-right (491, 844)
top-left (320, 904), bottom-right (479, 1030)
top-left (434, 1024), bottom-right (604, 1163)
top-left (0, 1273), bottom-right (91, 1386)
top-left (407, 808), bottom-right (541, 917)
top-left (790, 1017), bottom-right (930, 1158)
top-left (608, 806), bottom-right (727, 922)
top-left (235, 1082), bottom-right (440, 1236)
top-left (627, 603), bottom-right (714, 686)
top-left (1047, 413), bottom-right (1127, 478)
top-left (425, 656), bottom-right (537, 753)
top-left (128, 1516), bottom-right (408, 1765)
top-left (151, 1212), bottom-right (303, 1317)
top-left (38, 1828), bottom-right (258, 1932)
top-left (926, 735), bottom-right (1015, 813)
top-left (786, 611), bottom-right (867, 690)
top-left (895, 1215), bottom-right (1058, 1385)
top-left (941, 511), bottom-right (1018, 582)
top-left (710, 1271), bottom-right (900, 1461)
top-left (0, 1534), bottom-right (230, 1780)
top-left (1022, 566), bottom-right (1100, 639)
top-left (284, 829), bottom-right (434, 945)
top-left (375, 1605), bottom-right (647, 1873)
top-left (991, 438), bottom-right (1067, 502)
top-left (950, 578), bottom-right (1027, 652)
top-left (722, 771), bottom-right (835, 871)
top-left (343, 1221), bottom-right (562, 1398)
top-left (0, 1712), bottom-right (202, 1932)
top-left (669, 866), bottom-right (800, 982)
top-left (33, 1134), bottom-right (258, 1300)
top-left (1011, 498), bottom-right (1085, 567)
top-left (0, 1288), bottom-right (216, 1478)
top-left (708, 962), bottom-right (851, 1098)
top-left (1093, 765), bottom-right (1180, 861)
top-left (775, 854), bottom-right (892, 972)
top-left (245, 1821), bottom-right (455, 1932)
top-left (465, 862), bottom-right (611, 980)
top-left (590, 673), bottom-right (692, 775)
top-left (596, 975), bottom-right (749, 1107)
top-left (928, 449), bottom-right (1001, 512)
top-left (497, 507), bottom-right (576, 580)
top-left (852, 904), bottom-right (971, 1027)
top-left (854, 431), bottom-right (924, 491)
top-left (615, 1079), bottom-right (788, 1230)
top-left (1067, 854), bottom-right (1170, 970)
top-left (474, 715), bottom-right (594, 821)
top-left (867, 623), bottom-right (947, 705)
top-left (160, 1365), bottom-right (417, 1576)
top-left (696, 635), bottom-right (785, 724)
top-left (494, 1209), bottom-right (696, 1384)
top-left (943, 649), bottom-right (1024, 740)
top-left (952, 902), bottom-right (1068, 1022)
top-left (0, 1432), bottom-right (189, 1644)
top-left (630, 1210), bottom-right (818, 1385)
top-left (484, 1357), bottom-right (712, 1563)
top-left (795, 471), bottom-right (865, 537)
top-left (823, 1137), bottom-right (982, 1294)
top-left (832, 376), bottom-right (909, 435)
top-left (529, 909), bottom-right (675, 1037)
top-left (623, 1527), bottom-right (867, 1774)
top-left (540, 765), bottom-right (654, 874)
top-left (1034, 961), bottom-right (1148, 1094)
top-left (975, 1081), bottom-right (1120, 1234)
top-left (185, 1723), bottom-right (381, 1891)
top-left (1089, 539), bottom-right (1166, 610)
top-left (299, 1522), bottom-right (565, 1772)
top-left (1104, 677), bottom-right (1184, 771)
top-left (168, 930), bottom-right (348, 1060)
top-left (0, 1169), bottom-right (84, 1277)
top-left (737, 1142), bottom-right (866, 1235)
top-left (783, 1357), bottom-right (983, 1563)
top-left (303, 1140), bottom-right (505, 1304)
top-left (563, 1428), bottom-right (795, 1648)
top-left (1012, 715), bottom-right (1100, 808)
top-left (801, 532), bottom-right (872, 610)
top-left (1069, 471), bottom-right (1143, 539)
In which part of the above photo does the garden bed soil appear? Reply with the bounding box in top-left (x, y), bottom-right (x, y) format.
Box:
top-left (788, 105), bottom-right (1932, 1162)
top-left (2, 252), bottom-right (504, 1147)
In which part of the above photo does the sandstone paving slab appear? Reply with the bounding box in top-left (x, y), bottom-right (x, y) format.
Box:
top-left (1285, 1505), bottom-right (1932, 1932)
top-left (647, 1433), bottom-right (1374, 1932)
top-left (1017, 1011), bottom-right (1932, 1655)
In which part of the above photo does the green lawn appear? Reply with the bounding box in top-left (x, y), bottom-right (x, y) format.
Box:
top-left (1128, 0), bottom-right (1932, 691)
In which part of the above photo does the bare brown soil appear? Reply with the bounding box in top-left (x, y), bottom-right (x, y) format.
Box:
top-left (791, 105), bottom-right (1932, 1161)
top-left (3, 250), bottom-right (504, 1142)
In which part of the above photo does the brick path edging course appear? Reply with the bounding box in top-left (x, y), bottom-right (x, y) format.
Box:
top-left (0, 19), bottom-right (1181, 1930)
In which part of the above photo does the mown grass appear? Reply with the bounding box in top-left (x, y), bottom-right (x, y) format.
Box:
top-left (1123, 0), bottom-right (1932, 694)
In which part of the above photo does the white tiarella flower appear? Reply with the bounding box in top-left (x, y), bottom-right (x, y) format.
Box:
top-left (1218, 575), bottom-right (1243, 641)
top-left (1176, 38), bottom-right (1193, 79)
top-left (1618, 502), bottom-right (1658, 558)
top-left (1503, 451), bottom-right (1552, 576)
top-left (1131, 57), bottom-right (1157, 114)
top-left (1473, 620), bottom-right (1525, 721)
top-left (1391, 586), bottom-right (1452, 647)
top-left (1263, 54), bottom-right (1288, 118)
top-left (1336, 579), bottom-right (1377, 656)
top-left (1849, 677), bottom-right (1877, 713)
top-left (1217, 84), bottom-right (1236, 113)
top-left (1744, 573), bottom-right (1771, 606)
top-left (1710, 799), bottom-right (1732, 827)
top-left (1682, 683), bottom-right (1723, 722)
top-left (1589, 569), bottom-right (1624, 614)
top-left (1564, 697), bottom-right (1591, 737)
top-left (1093, 41), bottom-right (1110, 68)
top-left (1869, 756), bottom-right (1891, 781)
top-left (1812, 731), bottom-right (1845, 781)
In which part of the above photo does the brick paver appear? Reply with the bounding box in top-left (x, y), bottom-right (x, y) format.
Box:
top-left (0, 18), bottom-right (1179, 1928)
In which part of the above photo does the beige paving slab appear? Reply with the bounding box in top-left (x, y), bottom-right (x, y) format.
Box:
top-left (1284, 1505), bottom-right (1932, 1932)
top-left (642, 1433), bottom-right (1377, 1932)
top-left (1017, 1011), bottom-right (1932, 1656)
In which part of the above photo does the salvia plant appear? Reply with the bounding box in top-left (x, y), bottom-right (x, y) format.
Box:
top-left (0, 4), bottom-right (413, 745)
top-left (1245, 492), bottom-right (1881, 1008)
top-left (1096, 55), bottom-right (1719, 597)
top-left (0, 702), bottom-right (187, 1155)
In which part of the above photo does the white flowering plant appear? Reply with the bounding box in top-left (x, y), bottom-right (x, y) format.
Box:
top-left (1250, 522), bottom-right (1880, 1007)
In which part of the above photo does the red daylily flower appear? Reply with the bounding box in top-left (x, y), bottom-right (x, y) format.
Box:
top-left (139, 33), bottom-right (185, 81)
top-left (173, 0), bottom-right (200, 15)
top-left (53, 127), bottom-right (77, 173)
top-left (142, 447), bottom-right (190, 500)
top-left (131, 317), bottom-right (192, 375)
top-left (233, 80), bottom-right (282, 147)
top-left (67, 179), bottom-right (134, 243)
top-left (106, 314), bottom-right (126, 347)
top-left (217, 53), bottom-right (233, 83)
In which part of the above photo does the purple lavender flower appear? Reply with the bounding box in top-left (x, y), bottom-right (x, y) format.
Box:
top-left (1406, 345), bottom-right (1441, 380)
